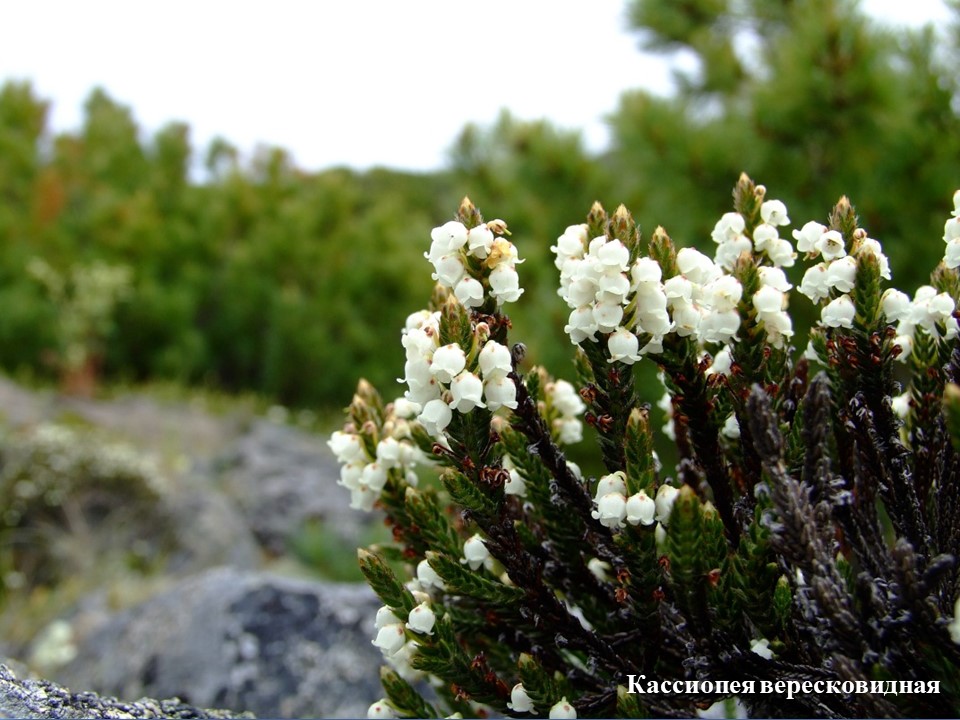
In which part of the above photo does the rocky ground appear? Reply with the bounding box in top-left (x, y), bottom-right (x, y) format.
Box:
top-left (0, 377), bottom-right (387, 718)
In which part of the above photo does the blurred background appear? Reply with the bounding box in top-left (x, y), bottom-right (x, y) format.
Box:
top-left (0, 0), bottom-right (957, 413)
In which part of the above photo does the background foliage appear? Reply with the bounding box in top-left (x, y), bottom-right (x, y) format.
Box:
top-left (0, 0), bottom-right (956, 411)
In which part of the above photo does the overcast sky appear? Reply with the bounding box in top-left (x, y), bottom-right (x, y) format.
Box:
top-left (0, 1), bottom-right (951, 173)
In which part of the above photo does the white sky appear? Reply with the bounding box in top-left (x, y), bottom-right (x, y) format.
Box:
top-left (0, 1), bottom-right (952, 174)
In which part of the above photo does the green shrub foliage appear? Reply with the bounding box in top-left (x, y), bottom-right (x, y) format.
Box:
top-left (333, 180), bottom-right (960, 718)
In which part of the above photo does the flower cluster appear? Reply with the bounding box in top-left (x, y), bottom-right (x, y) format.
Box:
top-left (426, 218), bottom-right (523, 307)
top-left (589, 469), bottom-right (678, 532)
top-left (401, 308), bottom-right (517, 437)
top-left (371, 599), bottom-right (435, 683)
top-left (327, 394), bottom-right (424, 512)
top-left (796, 221), bottom-right (891, 329)
top-left (711, 197), bottom-right (794, 270)
top-left (881, 286), bottom-right (957, 360)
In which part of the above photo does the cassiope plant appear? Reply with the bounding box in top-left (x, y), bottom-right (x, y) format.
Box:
top-left (331, 176), bottom-right (960, 718)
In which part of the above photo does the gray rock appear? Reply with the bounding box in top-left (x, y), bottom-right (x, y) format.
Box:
top-left (216, 420), bottom-right (374, 555)
top-left (0, 663), bottom-right (251, 719)
top-left (166, 489), bottom-right (262, 573)
top-left (54, 567), bottom-right (384, 719)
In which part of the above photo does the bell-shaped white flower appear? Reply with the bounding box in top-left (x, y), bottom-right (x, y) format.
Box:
top-left (489, 264), bottom-right (523, 304)
top-left (715, 235), bottom-right (752, 270)
top-left (750, 638), bottom-right (774, 660)
top-left (428, 221), bottom-right (468, 261)
top-left (799, 263), bottom-right (831, 303)
top-left (431, 344), bottom-right (467, 383)
top-left (507, 683), bottom-right (535, 713)
top-left (595, 471), bottom-right (627, 498)
top-left (676, 247), bottom-right (717, 285)
top-left (711, 212), bottom-right (746, 243)
top-left (418, 398), bottom-right (452, 436)
top-left (467, 225), bottom-right (494, 258)
top-left (479, 341), bottom-right (513, 379)
top-left (753, 285), bottom-right (785, 315)
top-left (375, 605), bottom-right (402, 629)
top-left (416, 559), bottom-right (446, 591)
top-left (792, 221), bottom-right (826, 253)
top-left (549, 697), bottom-right (577, 719)
top-left (367, 699), bottom-right (397, 719)
top-left (328, 431), bottom-right (367, 465)
top-left (372, 623), bottom-right (406, 656)
top-left (592, 492), bottom-right (627, 529)
top-left (752, 223), bottom-right (779, 254)
top-left (431, 253), bottom-right (465, 287)
top-left (505, 469), bottom-right (527, 497)
top-left (626, 490), bottom-right (656, 526)
top-left (816, 230), bottom-right (846, 261)
top-left (462, 534), bottom-right (491, 571)
top-left (449, 371), bottom-right (486, 413)
top-left (881, 289), bottom-right (911, 323)
top-left (607, 327), bottom-right (641, 365)
top-left (760, 199), bottom-right (790, 226)
top-left (549, 379), bottom-right (585, 417)
top-left (821, 294), bottom-right (855, 328)
top-left (825, 256), bottom-right (857, 293)
top-left (454, 276), bottom-right (485, 308)
top-left (564, 306), bottom-right (599, 344)
top-left (406, 602), bottom-right (436, 635)
top-left (655, 484), bottom-right (679, 524)
top-left (484, 375), bottom-right (518, 411)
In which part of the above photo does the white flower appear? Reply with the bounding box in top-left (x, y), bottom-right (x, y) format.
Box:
top-left (454, 277), bottom-right (485, 308)
top-left (406, 602), bottom-right (436, 635)
top-left (702, 275), bottom-right (743, 313)
top-left (449, 371), bottom-right (486, 412)
top-left (792, 221), bottom-right (826, 253)
top-left (767, 238), bottom-right (796, 267)
top-left (416, 560), bottom-right (446, 591)
top-left (596, 239), bottom-right (630, 270)
top-left (361, 462), bottom-right (388, 492)
top-left (711, 212), bottom-right (746, 243)
top-left (894, 334), bottom-right (914, 361)
top-left (631, 257), bottom-right (662, 284)
top-left (556, 418), bottom-right (583, 445)
top-left (760, 199), bottom-right (790, 226)
top-left (564, 306), bottom-right (599, 344)
top-left (607, 327), bottom-right (641, 364)
top-left (467, 225), bottom-right (494, 258)
top-left (715, 235), bottom-right (752, 270)
top-left (328, 431), bottom-right (367, 465)
top-left (722, 414), bottom-right (741, 439)
top-left (507, 684), bottom-right (535, 713)
top-left (592, 492), bottom-right (627, 529)
top-left (549, 380), bottom-right (585, 418)
top-left (626, 491), bottom-right (656, 526)
top-left (858, 237), bottom-right (891, 280)
top-left (699, 309), bottom-right (740, 345)
top-left (552, 225), bottom-right (587, 267)
top-left (753, 285), bottom-right (785, 315)
top-left (431, 253), bottom-right (465, 287)
top-left (799, 263), bottom-right (831, 303)
top-left (821, 294), bottom-right (855, 328)
top-left (505, 469), bottom-right (527, 497)
top-left (707, 348), bottom-right (733, 376)
top-left (891, 392), bottom-right (911, 419)
top-left (881, 289), bottom-right (911, 323)
top-left (431, 344), bottom-right (467, 383)
top-left (752, 223), bottom-right (779, 254)
top-left (375, 606), bottom-right (402, 629)
top-left (655, 484), bottom-right (679, 524)
top-left (419, 398), bottom-right (452, 436)
top-left (367, 699), bottom-right (397, 719)
top-left (462, 534), bottom-right (491, 571)
top-left (489, 263), bottom-right (523, 304)
top-left (484, 375), bottom-right (518, 411)
top-left (479, 341), bottom-right (513, 379)
top-left (428, 221), bottom-right (468, 261)
top-left (349, 485), bottom-right (378, 512)
top-left (372, 623), bottom-right (406, 656)
top-left (549, 697), bottom-right (577, 719)
top-left (676, 247), bottom-right (717, 285)
top-left (750, 638), bottom-right (774, 660)
top-left (825, 256), bottom-right (857, 293)
top-left (595, 471), bottom-right (627, 498)
top-left (816, 230), bottom-right (846, 261)
top-left (945, 238), bottom-right (960, 269)
top-left (758, 266), bottom-right (792, 292)
top-left (945, 217), bottom-right (960, 243)
top-left (593, 299), bottom-right (624, 333)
